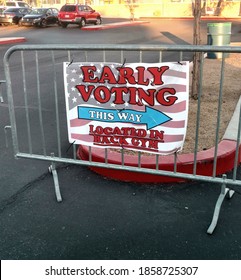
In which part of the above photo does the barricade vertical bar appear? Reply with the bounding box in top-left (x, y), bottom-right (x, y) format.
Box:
top-left (4, 125), bottom-right (11, 148)
top-left (4, 51), bottom-right (19, 156)
top-left (193, 53), bottom-right (204, 175)
top-left (138, 151), bottom-right (141, 168)
top-left (174, 152), bottom-right (177, 173)
top-left (212, 54), bottom-right (226, 177)
top-left (105, 148), bottom-right (108, 164)
top-left (179, 51), bottom-right (183, 62)
top-left (159, 51), bottom-right (162, 62)
top-left (155, 154), bottom-right (159, 170)
top-left (51, 51), bottom-right (61, 158)
top-left (73, 144), bottom-right (77, 160)
top-left (121, 50), bottom-right (124, 64)
top-left (139, 50), bottom-right (143, 63)
top-left (85, 51), bottom-right (88, 62)
top-left (88, 146), bottom-right (92, 162)
top-left (67, 50), bottom-right (71, 62)
top-left (103, 50), bottom-right (106, 63)
top-left (21, 51), bottom-right (32, 154)
top-left (233, 102), bottom-right (241, 180)
top-left (35, 51), bottom-right (46, 156)
top-left (121, 149), bottom-right (124, 166)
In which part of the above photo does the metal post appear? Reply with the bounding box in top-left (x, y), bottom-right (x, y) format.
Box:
top-left (207, 174), bottom-right (235, 234)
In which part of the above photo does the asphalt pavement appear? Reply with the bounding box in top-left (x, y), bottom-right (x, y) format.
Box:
top-left (1, 157), bottom-right (241, 260)
top-left (1, 18), bottom-right (241, 261)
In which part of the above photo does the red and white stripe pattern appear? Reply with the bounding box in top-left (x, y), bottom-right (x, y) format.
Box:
top-left (63, 61), bottom-right (189, 155)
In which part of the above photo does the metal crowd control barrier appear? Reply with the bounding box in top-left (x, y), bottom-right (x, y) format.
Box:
top-left (3, 44), bottom-right (241, 234)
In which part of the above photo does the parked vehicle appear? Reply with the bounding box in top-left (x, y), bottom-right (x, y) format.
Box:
top-left (19, 8), bottom-right (59, 27)
top-left (0, 7), bottom-right (31, 25)
top-left (58, 4), bottom-right (102, 28)
top-left (0, 6), bottom-right (5, 25)
top-left (5, 1), bottom-right (31, 8)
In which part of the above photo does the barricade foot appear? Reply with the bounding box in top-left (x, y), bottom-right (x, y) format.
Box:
top-left (49, 155), bottom-right (62, 202)
top-left (207, 175), bottom-right (234, 234)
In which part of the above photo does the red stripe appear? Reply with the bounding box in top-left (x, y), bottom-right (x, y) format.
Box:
top-left (70, 118), bottom-right (90, 127)
top-left (154, 100), bottom-right (186, 113)
top-left (161, 120), bottom-right (186, 128)
top-left (163, 134), bottom-right (184, 142)
top-left (164, 69), bottom-right (187, 79)
top-left (160, 84), bottom-right (187, 92)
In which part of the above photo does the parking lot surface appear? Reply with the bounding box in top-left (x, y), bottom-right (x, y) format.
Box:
top-left (1, 18), bottom-right (241, 260)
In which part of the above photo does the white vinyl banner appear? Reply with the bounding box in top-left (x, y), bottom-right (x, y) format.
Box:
top-left (64, 61), bottom-right (189, 155)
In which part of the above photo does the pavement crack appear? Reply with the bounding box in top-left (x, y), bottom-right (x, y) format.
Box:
top-left (0, 172), bottom-right (50, 213)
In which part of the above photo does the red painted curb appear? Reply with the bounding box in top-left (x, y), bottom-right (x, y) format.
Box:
top-left (77, 140), bottom-right (241, 183)
top-left (82, 21), bottom-right (149, 31)
top-left (0, 37), bottom-right (26, 45)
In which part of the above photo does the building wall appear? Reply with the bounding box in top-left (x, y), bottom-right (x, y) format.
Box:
top-left (38, 0), bottom-right (241, 18)
top-left (88, 3), bottom-right (192, 18)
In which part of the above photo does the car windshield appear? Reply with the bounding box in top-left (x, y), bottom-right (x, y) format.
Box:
top-left (61, 5), bottom-right (76, 12)
top-left (6, 2), bottom-right (28, 7)
top-left (6, 3), bottom-right (16, 6)
top-left (30, 8), bottom-right (47, 15)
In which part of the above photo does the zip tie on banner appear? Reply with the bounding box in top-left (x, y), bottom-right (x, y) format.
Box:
top-left (68, 57), bottom-right (74, 67)
top-left (66, 140), bottom-right (76, 153)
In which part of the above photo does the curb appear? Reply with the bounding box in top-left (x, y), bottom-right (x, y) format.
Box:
top-left (0, 37), bottom-right (26, 45)
top-left (81, 20), bottom-right (149, 31)
top-left (77, 140), bottom-right (240, 183)
top-left (140, 16), bottom-right (241, 21)
top-left (77, 95), bottom-right (241, 184)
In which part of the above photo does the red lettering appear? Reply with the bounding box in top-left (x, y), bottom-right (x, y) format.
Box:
top-left (112, 127), bottom-right (122, 135)
top-left (81, 66), bottom-right (98, 83)
top-left (117, 67), bottom-right (136, 84)
top-left (136, 66), bottom-right (149, 86)
top-left (128, 87), bottom-right (143, 106)
top-left (138, 88), bottom-right (156, 107)
top-left (110, 87), bottom-right (129, 104)
top-left (75, 85), bottom-right (95, 102)
top-left (148, 66), bottom-right (169, 85)
top-left (94, 86), bottom-right (111, 103)
top-left (103, 127), bottom-right (113, 135)
top-left (98, 66), bottom-right (117, 84)
top-left (149, 130), bottom-right (164, 140)
top-left (156, 88), bottom-right (177, 106)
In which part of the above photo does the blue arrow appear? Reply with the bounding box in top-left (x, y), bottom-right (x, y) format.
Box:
top-left (78, 106), bottom-right (172, 130)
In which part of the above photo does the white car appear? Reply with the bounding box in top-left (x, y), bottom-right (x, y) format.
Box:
top-left (5, 1), bottom-right (31, 8)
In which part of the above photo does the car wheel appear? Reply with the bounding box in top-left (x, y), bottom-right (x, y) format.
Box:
top-left (95, 17), bottom-right (102, 25)
top-left (61, 22), bottom-right (68, 28)
top-left (41, 19), bottom-right (47, 28)
top-left (79, 18), bottom-right (86, 28)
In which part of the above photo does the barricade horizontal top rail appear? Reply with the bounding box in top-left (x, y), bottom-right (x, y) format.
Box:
top-left (3, 44), bottom-right (241, 62)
